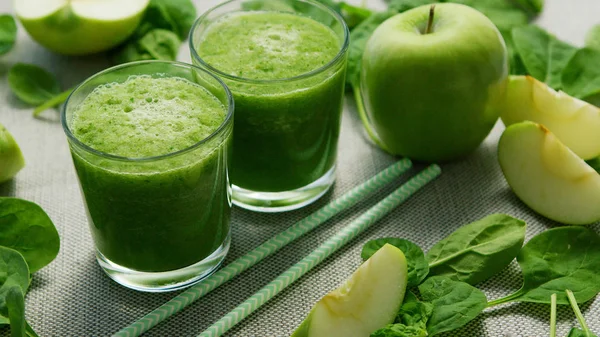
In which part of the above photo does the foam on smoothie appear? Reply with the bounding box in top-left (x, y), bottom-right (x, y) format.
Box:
top-left (197, 11), bottom-right (340, 80)
top-left (71, 75), bottom-right (226, 158)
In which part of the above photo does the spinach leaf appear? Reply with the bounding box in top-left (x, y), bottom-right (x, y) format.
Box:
top-left (8, 64), bottom-right (61, 106)
top-left (488, 227), bottom-right (600, 306)
top-left (370, 324), bottom-right (427, 337)
top-left (346, 10), bottom-right (397, 87)
top-left (395, 298), bottom-right (433, 329)
top-left (0, 198), bottom-right (60, 273)
top-left (513, 0), bottom-right (544, 14)
top-left (585, 24), bottom-right (600, 50)
top-left (142, 0), bottom-right (197, 40)
top-left (0, 15), bottom-right (17, 55)
top-left (566, 289), bottom-right (598, 337)
top-left (6, 286), bottom-right (25, 337)
top-left (418, 276), bottom-right (487, 336)
top-left (512, 25), bottom-right (577, 89)
top-left (110, 29), bottom-right (181, 64)
top-left (503, 31), bottom-right (527, 75)
top-left (0, 246), bottom-right (30, 326)
top-left (562, 48), bottom-right (600, 100)
top-left (339, 2), bottom-right (372, 29)
top-left (387, 0), bottom-right (433, 12)
top-left (362, 238), bottom-right (428, 287)
top-left (426, 214), bottom-right (526, 285)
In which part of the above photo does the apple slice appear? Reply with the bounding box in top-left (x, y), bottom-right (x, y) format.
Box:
top-left (15, 0), bottom-right (150, 55)
top-left (498, 121), bottom-right (600, 225)
top-left (0, 124), bottom-right (25, 184)
top-left (291, 244), bottom-right (408, 337)
top-left (500, 75), bottom-right (600, 160)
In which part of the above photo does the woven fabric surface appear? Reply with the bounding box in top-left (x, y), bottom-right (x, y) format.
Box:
top-left (1, 0), bottom-right (599, 336)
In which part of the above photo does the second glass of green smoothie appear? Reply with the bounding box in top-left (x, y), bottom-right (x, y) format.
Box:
top-left (62, 61), bottom-right (234, 292)
top-left (190, 0), bottom-right (349, 212)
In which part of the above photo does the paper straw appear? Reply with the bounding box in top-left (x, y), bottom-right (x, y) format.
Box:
top-left (113, 159), bottom-right (413, 337)
top-left (198, 164), bottom-right (441, 337)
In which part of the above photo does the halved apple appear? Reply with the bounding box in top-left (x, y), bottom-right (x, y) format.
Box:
top-left (500, 75), bottom-right (600, 160)
top-left (15, 0), bottom-right (150, 55)
top-left (291, 244), bottom-right (408, 337)
top-left (0, 124), bottom-right (25, 184)
top-left (498, 121), bottom-right (600, 225)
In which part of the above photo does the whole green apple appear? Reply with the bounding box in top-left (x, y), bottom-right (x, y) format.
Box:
top-left (361, 3), bottom-right (508, 162)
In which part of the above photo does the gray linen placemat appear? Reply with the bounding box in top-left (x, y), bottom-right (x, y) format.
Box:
top-left (1, 0), bottom-right (599, 336)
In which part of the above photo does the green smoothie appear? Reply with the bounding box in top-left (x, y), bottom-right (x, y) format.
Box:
top-left (195, 11), bottom-right (347, 192)
top-left (69, 75), bottom-right (232, 272)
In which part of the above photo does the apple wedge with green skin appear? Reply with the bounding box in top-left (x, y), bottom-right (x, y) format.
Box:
top-left (291, 244), bottom-right (408, 337)
top-left (500, 75), bottom-right (600, 160)
top-left (360, 3), bottom-right (507, 162)
top-left (0, 124), bottom-right (25, 184)
top-left (15, 0), bottom-right (149, 55)
top-left (498, 121), bottom-right (600, 225)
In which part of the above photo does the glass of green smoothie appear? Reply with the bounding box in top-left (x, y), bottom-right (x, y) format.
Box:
top-left (190, 0), bottom-right (349, 212)
top-left (62, 61), bottom-right (234, 292)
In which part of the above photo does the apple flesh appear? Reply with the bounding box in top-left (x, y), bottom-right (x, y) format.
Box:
top-left (500, 75), bottom-right (600, 160)
top-left (498, 121), bottom-right (600, 225)
top-left (15, 0), bottom-right (149, 55)
top-left (0, 124), bottom-right (25, 184)
top-left (291, 244), bottom-right (408, 337)
top-left (361, 3), bottom-right (508, 162)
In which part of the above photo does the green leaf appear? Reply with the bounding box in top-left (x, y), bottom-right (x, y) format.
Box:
top-left (339, 2), bottom-right (373, 29)
top-left (512, 25), bottom-right (577, 89)
top-left (450, 0), bottom-right (530, 31)
top-left (0, 246), bottom-right (30, 326)
top-left (110, 29), bottom-right (180, 64)
top-left (346, 10), bottom-right (397, 87)
top-left (426, 214), bottom-right (526, 285)
top-left (0, 198), bottom-right (60, 273)
top-left (371, 324), bottom-right (428, 337)
top-left (362, 238), bottom-right (428, 287)
top-left (142, 0), bottom-right (197, 39)
top-left (419, 276), bottom-right (487, 336)
top-left (0, 15), bottom-right (17, 55)
top-left (6, 286), bottom-right (25, 337)
top-left (8, 64), bottom-right (61, 106)
top-left (503, 30), bottom-right (527, 75)
top-left (567, 329), bottom-right (597, 337)
top-left (562, 47), bottom-right (600, 100)
top-left (387, 0), bottom-right (433, 12)
top-left (395, 299), bottom-right (433, 329)
top-left (585, 24), bottom-right (600, 50)
top-left (512, 0), bottom-right (544, 14)
top-left (488, 227), bottom-right (600, 306)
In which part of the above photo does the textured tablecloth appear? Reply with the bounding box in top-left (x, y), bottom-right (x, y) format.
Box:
top-left (1, 1), bottom-right (599, 336)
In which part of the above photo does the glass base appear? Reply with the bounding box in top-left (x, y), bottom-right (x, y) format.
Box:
top-left (96, 234), bottom-right (230, 292)
top-left (232, 166), bottom-right (336, 213)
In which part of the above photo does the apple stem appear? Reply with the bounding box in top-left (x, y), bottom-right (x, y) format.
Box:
top-left (425, 5), bottom-right (436, 34)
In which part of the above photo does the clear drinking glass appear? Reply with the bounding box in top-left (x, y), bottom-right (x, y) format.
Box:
top-left (62, 61), bottom-right (234, 292)
top-left (190, 0), bottom-right (349, 212)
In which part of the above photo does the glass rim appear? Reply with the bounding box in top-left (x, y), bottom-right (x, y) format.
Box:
top-left (189, 0), bottom-right (350, 84)
top-left (61, 60), bottom-right (235, 163)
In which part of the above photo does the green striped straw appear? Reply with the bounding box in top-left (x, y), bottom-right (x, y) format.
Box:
top-left (114, 159), bottom-right (413, 337)
top-left (198, 164), bottom-right (441, 337)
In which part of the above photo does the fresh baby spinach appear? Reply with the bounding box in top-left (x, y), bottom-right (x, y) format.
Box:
top-left (562, 48), bottom-right (600, 101)
top-left (5, 286), bottom-right (25, 337)
top-left (0, 15), bottom-right (17, 55)
top-left (585, 24), bottom-right (600, 50)
top-left (426, 214), bottom-right (526, 285)
top-left (0, 198), bottom-right (60, 273)
top-left (141, 0), bottom-right (197, 40)
top-left (8, 64), bottom-right (61, 106)
top-left (512, 25), bottom-right (577, 89)
top-left (487, 226), bottom-right (600, 306)
top-left (587, 157), bottom-right (600, 174)
top-left (0, 246), bottom-right (30, 336)
top-left (371, 291), bottom-right (432, 337)
top-left (362, 238), bottom-right (429, 287)
top-left (418, 276), bottom-right (487, 336)
top-left (111, 29), bottom-right (181, 64)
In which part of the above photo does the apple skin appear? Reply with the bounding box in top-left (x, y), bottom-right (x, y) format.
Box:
top-left (498, 121), bottom-right (600, 225)
top-left (16, 1), bottom-right (149, 56)
top-left (291, 244), bottom-right (408, 337)
top-left (361, 3), bottom-right (508, 162)
top-left (0, 124), bottom-right (25, 184)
